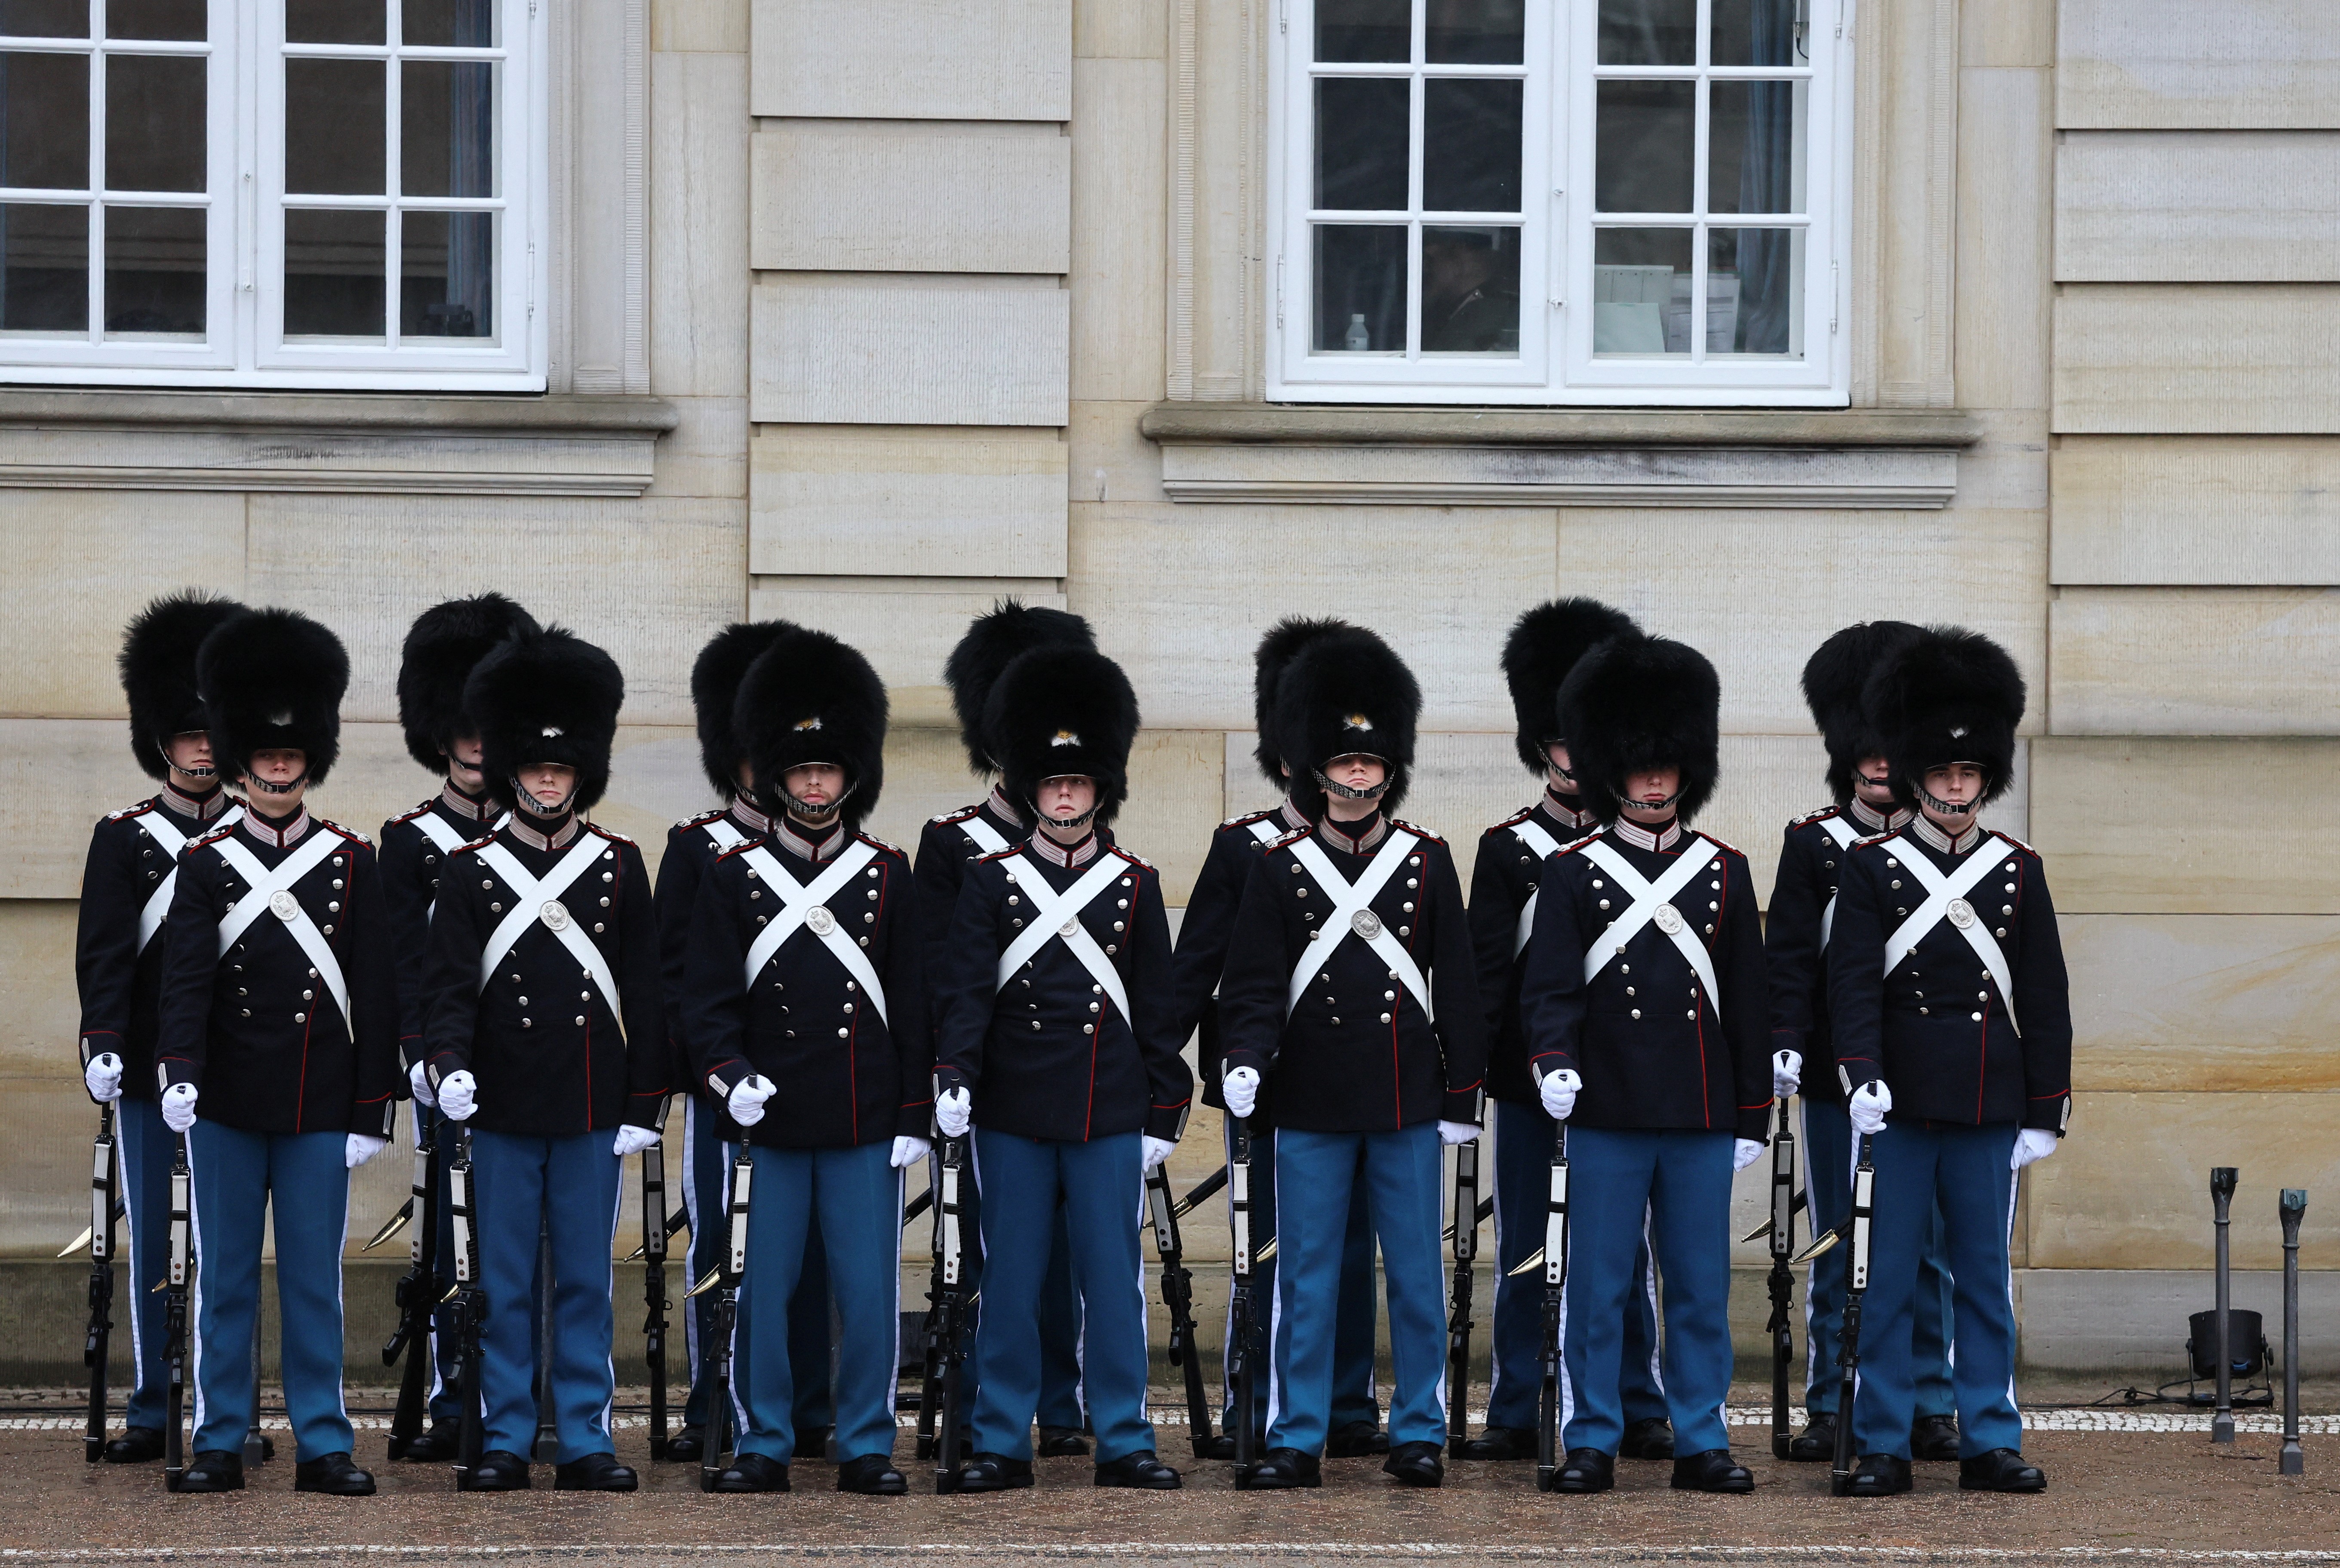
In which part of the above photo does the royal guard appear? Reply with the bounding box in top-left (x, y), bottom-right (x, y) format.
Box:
top-left (659, 623), bottom-right (837, 1463)
top-left (1828, 627), bottom-right (2070, 1497)
top-left (421, 625), bottom-right (667, 1492)
top-left (1518, 630), bottom-right (1768, 1496)
top-left (1216, 625), bottom-right (1487, 1491)
top-left (1767, 622), bottom-right (1962, 1464)
top-left (933, 641), bottom-right (1192, 1492)
top-left (1464, 600), bottom-right (1671, 1464)
top-left (685, 626), bottom-right (929, 1495)
top-left (74, 591), bottom-right (249, 1466)
top-left (155, 608), bottom-right (400, 1495)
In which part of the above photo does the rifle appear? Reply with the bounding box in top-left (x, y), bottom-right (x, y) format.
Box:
top-left (1144, 1160), bottom-right (1216, 1457)
top-left (1828, 1131), bottom-right (1876, 1496)
top-left (160, 1131), bottom-right (192, 1491)
top-left (447, 1126), bottom-right (489, 1488)
top-left (640, 1098), bottom-right (673, 1462)
top-left (696, 1140), bottom-right (753, 1492)
top-left (926, 1134), bottom-right (973, 1492)
top-left (1227, 1115), bottom-right (1262, 1484)
top-left (83, 1102), bottom-right (120, 1464)
top-left (380, 1106), bottom-right (442, 1459)
top-left (1533, 1127), bottom-right (1569, 1493)
top-left (1445, 1132), bottom-right (1481, 1459)
top-left (1764, 1098), bottom-right (1797, 1461)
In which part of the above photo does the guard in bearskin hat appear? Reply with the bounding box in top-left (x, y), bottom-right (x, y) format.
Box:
top-left (155, 606), bottom-right (400, 1495)
top-left (1462, 600), bottom-right (1670, 1464)
top-left (1767, 622), bottom-right (1961, 1465)
top-left (75, 591), bottom-right (249, 1466)
top-left (914, 600), bottom-right (1098, 1458)
top-left (932, 641), bottom-right (1192, 1492)
top-left (683, 626), bottom-right (928, 1496)
top-left (1216, 625), bottom-right (1487, 1491)
top-left (1518, 630), bottom-right (1767, 1496)
top-left (420, 625), bottom-right (667, 1492)
top-left (1826, 626), bottom-right (2069, 1497)
top-left (657, 622), bottom-right (836, 1466)
top-left (1168, 618), bottom-right (1393, 1460)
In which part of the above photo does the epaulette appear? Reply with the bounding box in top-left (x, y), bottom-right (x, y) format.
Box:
top-left (1390, 817), bottom-right (1443, 845)
top-left (975, 844), bottom-right (1021, 865)
top-left (1694, 829), bottom-right (1746, 859)
top-left (588, 823), bottom-right (636, 845)
top-left (1109, 845), bottom-right (1154, 871)
top-left (316, 817), bottom-right (370, 846)
top-left (713, 838), bottom-right (760, 864)
top-left (1789, 804), bottom-right (1843, 828)
top-left (675, 807), bottom-right (724, 832)
top-left (1553, 829), bottom-right (1603, 857)
top-left (1263, 826), bottom-right (1310, 852)
top-left (932, 803), bottom-right (983, 826)
top-left (1990, 829), bottom-right (2041, 858)
top-left (1849, 828), bottom-right (1899, 851)
top-left (106, 801), bottom-right (153, 822)
top-left (1485, 805), bottom-right (1536, 835)
top-left (858, 832), bottom-right (907, 857)
top-left (190, 822), bottom-right (238, 849)
top-left (1220, 807), bottom-right (1277, 830)
top-left (388, 798), bottom-right (436, 827)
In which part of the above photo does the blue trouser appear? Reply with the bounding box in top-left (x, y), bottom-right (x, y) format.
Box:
top-left (1851, 1120), bottom-right (2024, 1459)
top-left (958, 1154), bottom-right (1088, 1433)
top-left (185, 1123), bottom-right (352, 1462)
top-left (426, 1110), bottom-right (546, 1427)
top-left (1560, 1128), bottom-right (1735, 1458)
top-left (969, 1128), bottom-right (1154, 1463)
top-left (1221, 1120), bottom-right (1381, 1433)
top-left (734, 1141), bottom-right (901, 1464)
top-left (1802, 1099), bottom-right (1954, 1419)
top-left (471, 1129), bottom-right (622, 1462)
top-left (1268, 1125), bottom-right (1445, 1456)
top-left (115, 1095), bottom-right (175, 1431)
top-left (1487, 1099), bottom-right (1664, 1431)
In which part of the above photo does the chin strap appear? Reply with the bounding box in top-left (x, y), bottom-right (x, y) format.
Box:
top-left (513, 779), bottom-right (578, 818)
top-left (1916, 783), bottom-right (1976, 817)
top-left (1618, 789), bottom-right (1680, 816)
top-left (1033, 801), bottom-right (1099, 831)
top-left (248, 770), bottom-right (308, 797)
top-left (1313, 767), bottom-right (1391, 803)
top-left (784, 779), bottom-right (855, 828)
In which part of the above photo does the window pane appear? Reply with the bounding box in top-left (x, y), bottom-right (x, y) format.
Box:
top-left (1425, 0), bottom-right (1520, 64)
top-left (285, 0), bottom-right (384, 44)
top-left (1422, 78), bottom-right (1519, 212)
top-left (285, 58), bottom-right (384, 194)
top-left (0, 202), bottom-right (85, 328)
top-left (1709, 226), bottom-right (1802, 356)
top-left (1, 51), bottom-right (90, 188)
top-left (0, 0), bottom-right (86, 37)
top-left (105, 54), bottom-right (204, 192)
top-left (1595, 80), bottom-right (1691, 213)
top-left (401, 60), bottom-right (494, 197)
top-left (104, 203), bottom-right (201, 331)
top-left (107, 0), bottom-right (204, 39)
top-left (1711, 0), bottom-right (1797, 67)
top-left (1598, 0), bottom-right (1692, 65)
top-left (403, 0), bottom-right (495, 46)
top-left (1314, 77), bottom-right (1408, 211)
top-left (1316, 0), bottom-right (1408, 64)
top-left (1591, 227), bottom-right (1689, 355)
top-left (283, 206), bottom-right (384, 336)
top-left (1312, 223), bottom-right (1404, 353)
top-left (1421, 224), bottom-right (1517, 353)
top-left (400, 209), bottom-right (491, 337)
top-left (1709, 80), bottom-right (1802, 215)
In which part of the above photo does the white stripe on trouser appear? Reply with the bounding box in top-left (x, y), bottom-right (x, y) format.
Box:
top-left (1799, 1100), bottom-right (1821, 1401)
top-left (121, 1113), bottom-right (148, 1410)
top-left (1553, 1201), bottom-right (1575, 1437)
top-left (185, 1131), bottom-right (207, 1442)
top-left (597, 1151), bottom-right (624, 1447)
top-left (724, 1144), bottom-right (750, 1443)
top-left (886, 1166), bottom-right (904, 1428)
top-left (2003, 1161), bottom-right (2022, 1434)
top-left (681, 1101), bottom-right (704, 1379)
top-left (1639, 1204), bottom-right (1666, 1397)
top-left (333, 1170), bottom-right (355, 1439)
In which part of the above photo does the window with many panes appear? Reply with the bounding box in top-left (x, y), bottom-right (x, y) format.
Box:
top-left (1272, 0), bottom-right (1847, 405)
top-left (0, 0), bottom-right (543, 387)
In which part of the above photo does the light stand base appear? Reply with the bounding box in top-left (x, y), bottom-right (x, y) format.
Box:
top-left (2281, 1445), bottom-right (2305, 1477)
top-left (2212, 1416), bottom-right (2235, 1444)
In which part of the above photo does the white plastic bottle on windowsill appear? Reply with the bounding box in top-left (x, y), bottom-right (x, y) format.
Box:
top-left (1344, 313), bottom-right (1370, 351)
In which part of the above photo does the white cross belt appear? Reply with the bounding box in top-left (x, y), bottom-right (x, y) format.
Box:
top-left (1815, 814), bottom-right (1857, 949)
top-left (1576, 836), bottom-right (1722, 1012)
top-left (1507, 819), bottom-right (1565, 959)
top-left (737, 841), bottom-right (889, 1025)
top-left (1283, 831), bottom-right (1432, 1021)
top-left (1879, 834), bottom-right (2020, 1037)
top-left (959, 816), bottom-right (1009, 855)
top-left (993, 854), bottom-right (1132, 1022)
top-left (137, 805), bottom-right (243, 954)
top-left (413, 810), bottom-right (504, 921)
top-left (212, 830), bottom-right (349, 1028)
top-left (475, 837), bottom-right (627, 1038)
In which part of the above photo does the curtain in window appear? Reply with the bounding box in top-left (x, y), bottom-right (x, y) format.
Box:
top-left (445, 0), bottom-right (493, 332)
top-left (1734, 0), bottom-right (1794, 353)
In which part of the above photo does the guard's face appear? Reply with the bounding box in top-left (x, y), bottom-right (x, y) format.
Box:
top-left (1037, 774), bottom-right (1098, 823)
top-left (1854, 754), bottom-right (1895, 806)
top-left (1326, 754), bottom-right (1387, 793)
top-left (1544, 740), bottom-right (1574, 784)
top-left (785, 762), bottom-right (844, 808)
top-left (1921, 763), bottom-right (1985, 810)
top-left (1618, 765), bottom-right (1681, 822)
top-left (444, 733), bottom-right (485, 787)
top-left (246, 747), bottom-right (305, 787)
top-left (519, 762), bottom-right (578, 810)
top-left (164, 731), bottom-right (214, 774)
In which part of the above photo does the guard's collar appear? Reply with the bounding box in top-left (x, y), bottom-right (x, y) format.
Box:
top-left (439, 781), bottom-right (498, 823)
top-left (727, 796), bottom-right (774, 837)
top-left (241, 808), bottom-right (311, 850)
top-left (985, 785), bottom-right (1022, 831)
top-left (1910, 816), bottom-right (1983, 856)
top-left (508, 815), bottom-right (581, 853)
top-left (1027, 828), bottom-right (1100, 868)
top-left (161, 779), bottom-right (233, 822)
top-left (1539, 792), bottom-right (1595, 835)
top-left (775, 816), bottom-right (847, 863)
top-left (1317, 813), bottom-right (1388, 856)
top-left (1611, 817), bottom-right (1683, 853)
top-left (1847, 796), bottom-right (1911, 835)
top-left (1278, 798), bottom-right (1312, 835)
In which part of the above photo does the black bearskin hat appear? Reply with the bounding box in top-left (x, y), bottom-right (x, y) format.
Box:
top-left (1801, 620), bottom-right (1922, 805)
top-left (944, 600), bottom-right (1095, 775)
top-left (119, 590), bottom-right (248, 780)
top-left (1501, 598), bottom-right (1641, 777)
top-left (1556, 632), bottom-right (1720, 826)
top-left (1863, 625), bottom-right (2025, 811)
top-left (1267, 624), bottom-right (1421, 816)
top-left (983, 644), bottom-right (1140, 828)
top-left (1251, 617), bottom-right (1349, 790)
top-left (396, 592), bottom-right (540, 773)
top-left (737, 626), bottom-right (888, 829)
top-left (196, 607), bottom-right (351, 787)
top-left (465, 625), bottom-right (626, 814)
top-left (692, 621), bottom-right (797, 800)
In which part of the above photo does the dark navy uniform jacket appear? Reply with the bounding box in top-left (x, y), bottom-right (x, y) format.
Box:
top-left (914, 789), bottom-right (1114, 983)
top-left (423, 818), bottom-right (667, 1135)
top-left (1169, 800), bottom-right (1310, 1120)
top-left (156, 810), bottom-right (402, 1137)
top-left (1467, 794), bottom-right (1599, 1109)
top-left (1763, 800), bottom-right (1911, 1109)
top-left (76, 784), bottom-right (240, 1102)
top-left (656, 798), bottom-right (777, 1133)
top-left (1218, 815), bottom-right (1486, 1135)
top-left (1827, 820), bottom-right (2072, 1132)
top-left (1519, 819), bottom-right (1771, 1141)
top-left (684, 823), bottom-right (932, 1149)
top-left (934, 830), bottom-right (1191, 1145)
top-left (379, 784), bottom-right (502, 1065)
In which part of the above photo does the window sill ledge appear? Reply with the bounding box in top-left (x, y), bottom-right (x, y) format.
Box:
top-left (0, 389), bottom-right (680, 497)
top-left (1138, 402), bottom-right (1980, 509)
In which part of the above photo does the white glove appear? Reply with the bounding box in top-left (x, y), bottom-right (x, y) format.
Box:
top-left (346, 1133), bottom-right (388, 1169)
top-left (1437, 1120), bottom-right (1480, 1146)
top-left (1221, 1065), bottom-right (1261, 1120)
top-left (437, 1070), bottom-right (478, 1123)
top-left (2012, 1128), bottom-right (2060, 1171)
top-left (160, 1082), bottom-right (199, 1133)
top-left (612, 1123), bottom-right (661, 1158)
top-left (1772, 1049), bottom-right (1802, 1099)
top-left (727, 1074), bottom-right (776, 1129)
top-left (1848, 1079), bottom-right (1892, 1137)
top-left (935, 1085), bottom-right (972, 1139)
top-left (892, 1134), bottom-right (931, 1169)
top-left (84, 1052), bottom-right (125, 1103)
top-left (1142, 1135), bottom-right (1177, 1172)
top-left (1539, 1068), bottom-right (1582, 1122)
top-left (407, 1059), bottom-right (436, 1109)
top-left (1733, 1138), bottom-right (1765, 1172)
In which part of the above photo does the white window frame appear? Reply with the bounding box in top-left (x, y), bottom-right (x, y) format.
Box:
top-left (1268, 0), bottom-right (1852, 407)
top-left (0, 0), bottom-right (547, 389)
